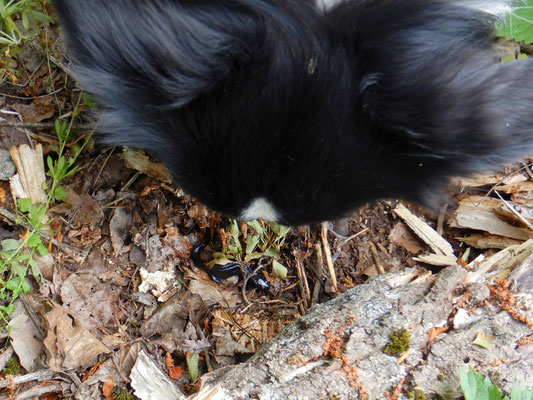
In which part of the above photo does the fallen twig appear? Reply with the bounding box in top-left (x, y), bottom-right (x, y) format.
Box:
top-left (321, 222), bottom-right (338, 293)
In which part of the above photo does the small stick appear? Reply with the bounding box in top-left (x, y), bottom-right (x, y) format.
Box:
top-left (295, 259), bottom-right (311, 309)
top-left (495, 191), bottom-right (533, 230)
top-left (437, 203), bottom-right (448, 236)
top-left (0, 121), bottom-right (95, 130)
top-left (369, 242), bottom-right (386, 275)
top-left (321, 222), bottom-right (338, 293)
top-left (337, 227), bottom-right (369, 248)
top-left (0, 370), bottom-right (54, 389)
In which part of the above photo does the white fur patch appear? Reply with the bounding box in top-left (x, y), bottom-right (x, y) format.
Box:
top-left (240, 198), bottom-right (280, 222)
top-left (315, 0), bottom-right (344, 12)
top-left (459, 0), bottom-right (512, 17)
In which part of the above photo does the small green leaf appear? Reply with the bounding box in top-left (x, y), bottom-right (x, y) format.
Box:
top-left (17, 198), bottom-right (32, 212)
top-left (272, 260), bottom-right (287, 279)
top-left (245, 234), bottom-right (260, 255)
top-left (495, 2), bottom-right (533, 45)
top-left (247, 220), bottom-right (264, 236)
top-left (271, 223), bottom-right (291, 238)
top-left (54, 186), bottom-right (66, 201)
top-left (21, 280), bottom-right (31, 293)
top-left (244, 252), bottom-right (263, 262)
top-left (207, 253), bottom-right (232, 267)
top-left (186, 353), bottom-right (199, 382)
top-left (511, 383), bottom-right (533, 400)
top-left (263, 248), bottom-right (280, 259)
top-left (29, 259), bottom-right (43, 283)
top-left (37, 243), bottom-right (48, 256)
top-left (1, 239), bottom-right (21, 252)
top-left (229, 220), bottom-right (241, 250)
top-left (460, 367), bottom-right (504, 400)
top-left (473, 331), bottom-right (494, 349)
top-left (0, 303), bottom-right (15, 316)
top-left (26, 232), bottom-right (42, 249)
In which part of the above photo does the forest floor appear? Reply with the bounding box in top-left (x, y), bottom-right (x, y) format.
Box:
top-left (0, 7), bottom-right (532, 400)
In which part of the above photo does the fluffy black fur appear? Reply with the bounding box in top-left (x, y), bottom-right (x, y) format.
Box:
top-left (53, 0), bottom-right (533, 225)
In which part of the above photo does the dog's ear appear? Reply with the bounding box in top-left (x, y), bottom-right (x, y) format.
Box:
top-left (53, 0), bottom-right (260, 144)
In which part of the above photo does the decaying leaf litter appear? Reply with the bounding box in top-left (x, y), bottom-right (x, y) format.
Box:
top-left (0, 6), bottom-right (532, 400)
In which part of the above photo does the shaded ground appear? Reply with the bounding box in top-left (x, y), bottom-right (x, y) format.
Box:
top-left (0, 9), bottom-right (532, 400)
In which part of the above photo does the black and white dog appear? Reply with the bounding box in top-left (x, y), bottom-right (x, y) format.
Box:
top-left (54, 0), bottom-right (533, 225)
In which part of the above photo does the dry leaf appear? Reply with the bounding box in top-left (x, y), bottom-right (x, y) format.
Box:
top-left (165, 352), bottom-right (182, 380)
top-left (43, 305), bottom-right (110, 371)
top-left (10, 311), bottom-right (43, 371)
top-left (102, 376), bottom-right (114, 400)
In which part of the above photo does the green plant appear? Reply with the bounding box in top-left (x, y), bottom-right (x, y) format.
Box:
top-left (2, 357), bottom-right (20, 375)
top-left (208, 219), bottom-right (291, 278)
top-left (495, 0), bottom-right (533, 44)
top-left (112, 385), bottom-right (133, 400)
top-left (186, 352), bottom-right (199, 383)
top-left (0, 119), bottom-right (90, 327)
top-left (383, 328), bottom-right (410, 355)
top-left (0, 0), bottom-right (51, 47)
top-left (460, 367), bottom-right (533, 400)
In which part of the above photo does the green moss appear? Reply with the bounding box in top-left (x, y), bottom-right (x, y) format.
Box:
top-left (112, 385), bottom-right (133, 400)
top-left (406, 388), bottom-right (428, 400)
top-left (3, 357), bottom-right (20, 375)
top-left (383, 328), bottom-right (410, 355)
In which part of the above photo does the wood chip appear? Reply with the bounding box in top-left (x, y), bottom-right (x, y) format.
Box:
top-left (393, 204), bottom-right (455, 257)
top-left (413, 254), bottom-right (458, 267)
top-left (467, 239), bottom-right (533, 283)
top-left (9, 144), bottom-right (47, 203)
top-left (448, 196), bottom-right (533, 241)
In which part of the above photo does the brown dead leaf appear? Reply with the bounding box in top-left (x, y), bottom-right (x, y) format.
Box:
top-left (43, 305), bottom-right (110, 371)
top-left (102, 376), bottom-right (114, 400)
top-left (165, 352), bottom-right (182, 380)
top-left (10, 310), bottom-right (43, 371)
top-left (427, 326), bottom-right (449, 343)
top-left (186, 271), bottom-right (241, 309)
top-left (389, 221), bottom-right (424, 254)
top-left (120, 147), bottom-right (172, 183)
top-left (60, 273), bottom-right (119, 333)
top-left (110, 207), bottom-right (133, 255)
top-left (187, 203), bottom-right (210, 229)
top-left (162, 226), bottom-right (191, 259)
top-left (10, 98), bottom-right (54, 122)
top-left (56, 186), bottom-right (105, 226)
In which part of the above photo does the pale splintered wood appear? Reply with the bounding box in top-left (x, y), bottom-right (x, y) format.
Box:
top-left (448, 196), bottom-right (533, 241)
top-left (9, 143), bottom-right (47, 204)
top-left (393, 203), bottom-right (455, 257)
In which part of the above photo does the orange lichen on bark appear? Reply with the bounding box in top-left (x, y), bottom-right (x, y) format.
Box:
top-left (488, 280), bottom-right (533, 330)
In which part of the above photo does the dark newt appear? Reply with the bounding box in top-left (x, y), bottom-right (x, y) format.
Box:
top-left (191, 242), bottom-right (270, 290)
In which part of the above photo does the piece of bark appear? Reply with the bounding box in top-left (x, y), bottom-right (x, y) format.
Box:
top-left (458, 233), bottom-right (523, 249)
top-left (449, 196), bottom-right (533, 240)
top-left (413, 254), bottom-right (458, 267)
top-left (393, 203), bottom-right (455, 256)
top-left (130, 350), bottom-right (185, 400)
top-left (9, 144), bottom-right (47, 204)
